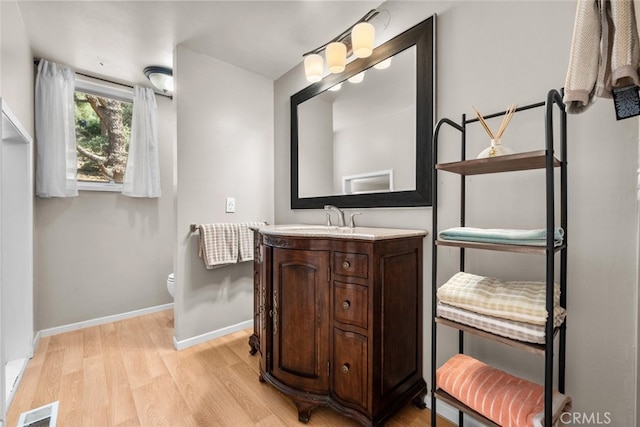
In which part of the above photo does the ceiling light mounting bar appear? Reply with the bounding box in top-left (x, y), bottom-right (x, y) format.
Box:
top-left (302, 9), bottom-right (380, 57)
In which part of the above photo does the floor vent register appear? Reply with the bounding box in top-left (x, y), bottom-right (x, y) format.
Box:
top-left (16, 402), bottom-right (58, 427)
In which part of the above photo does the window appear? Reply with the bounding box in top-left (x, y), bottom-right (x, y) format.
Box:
top-left (74, 79), bottom-right (133, 192)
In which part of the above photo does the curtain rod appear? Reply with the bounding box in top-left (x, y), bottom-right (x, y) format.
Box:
top-left (33, 59), bottom-right (173, 99)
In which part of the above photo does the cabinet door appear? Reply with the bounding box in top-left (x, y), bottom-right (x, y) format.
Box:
top-left (272, 248), bottom-right (330, 394)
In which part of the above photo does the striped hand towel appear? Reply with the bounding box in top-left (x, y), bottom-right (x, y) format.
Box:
top-left (437, 272), bottom-right (561, 326)
top-left (437, 354), bottom-right (572, 427)
top-left (237, 222), bottom-right (266, 262)
top-left (198, 223), bottom-right (238, 269)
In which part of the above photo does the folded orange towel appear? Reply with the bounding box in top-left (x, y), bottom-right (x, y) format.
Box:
top-left (436, 354), bottom-right (572, 426)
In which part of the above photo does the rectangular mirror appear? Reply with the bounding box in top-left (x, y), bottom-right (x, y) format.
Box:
top-left (291, 16), bottom-right (434, 209)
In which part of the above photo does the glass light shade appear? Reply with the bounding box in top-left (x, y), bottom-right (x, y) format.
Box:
top-left (149, 73), bottom-right (174, 92)
top-left (326, 42), bottom-right (347, 73)
top-left (328, 83), bottom-right (343, 92)
top-left (348, 71), bottom-right (365, 84)
top-left (352, 22), bottom-right (375, 58)
top-left (304, 54), bottom-right (324, 82)
top-left (373, 57), bottom-right (392, 70)
top-left (144, 66), bottom-right (174, 93)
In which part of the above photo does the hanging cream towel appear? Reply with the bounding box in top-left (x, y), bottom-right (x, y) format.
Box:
top-left (564, 0), bottom-right (640, 113)
top-left (198, 223), bottom-right (238, 269)
top-left (237, 222), bottom-right (265, 262)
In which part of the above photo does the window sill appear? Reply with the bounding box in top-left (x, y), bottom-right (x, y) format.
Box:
top-left (77, 181), bottom-right (123, 192)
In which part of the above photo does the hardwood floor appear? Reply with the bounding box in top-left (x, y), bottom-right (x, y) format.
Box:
top-left (6, 310), bottom-right (454, 427)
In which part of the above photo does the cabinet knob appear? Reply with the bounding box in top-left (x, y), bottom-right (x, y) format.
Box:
top-left (342, 300), bottom-right (351, 310)
top-left (342, 261), bottom-right (351, 270)
top-left (342, 364), bottom-right (350, 374)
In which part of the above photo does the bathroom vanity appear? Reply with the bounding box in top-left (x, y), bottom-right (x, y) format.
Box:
top-left (249, 225), bottom-right (427, 426)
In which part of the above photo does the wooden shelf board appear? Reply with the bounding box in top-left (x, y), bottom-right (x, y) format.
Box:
top-left (434, 389), bottom-right (500, 427)
top-left (435, 239), bottom-right (551, 255)
top-left (435, 150), bottom-right (561, 175)
top-left (435, 317), bottom-right (549, 355)
top-left (436, 239), bottom-right (566, 255)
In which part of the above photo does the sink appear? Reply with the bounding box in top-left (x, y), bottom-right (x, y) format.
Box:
top-left (273, 225), bottom-right (341, 232)
top-left (270, 224), bottom-right (349, 235)
top-left (259, 224), bottom-right (428, 241)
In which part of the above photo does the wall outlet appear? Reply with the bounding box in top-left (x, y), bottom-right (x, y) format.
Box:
top-left (225, 197), bottom-right (236, 213)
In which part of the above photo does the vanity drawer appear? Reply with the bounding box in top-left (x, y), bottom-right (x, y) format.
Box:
top-left (334, 282), bottom-right (368, 329)
top-left (334, 252), bottom-right (368, 279)
top-left (333, 328), bottom-right (368, 411)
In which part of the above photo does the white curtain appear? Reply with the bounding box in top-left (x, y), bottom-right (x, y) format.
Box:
top-left (35, 60), bottom-right (78, 197)
top-left (123, 86), bottom-right (161, 198)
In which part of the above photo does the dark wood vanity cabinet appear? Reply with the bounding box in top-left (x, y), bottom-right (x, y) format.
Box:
top-left (249, 230), bottom-right (427, 426)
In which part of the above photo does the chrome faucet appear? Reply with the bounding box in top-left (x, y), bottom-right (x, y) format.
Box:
top-left (324, 205), bottom-right (346, 227)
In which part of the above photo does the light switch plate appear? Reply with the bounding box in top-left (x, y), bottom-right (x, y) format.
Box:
top-left (225, 197), bottom-right (236, 213)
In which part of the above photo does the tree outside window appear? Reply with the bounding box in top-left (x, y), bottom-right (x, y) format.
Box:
top-left (75, 91), bottom-right (132, 183)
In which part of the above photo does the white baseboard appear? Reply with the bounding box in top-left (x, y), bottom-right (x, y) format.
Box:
top-left (32, 303), bottom-right (250, 353)
top-left (33, 303), bottom-right (174, 348)
top-left (172, 319), bottom-right (253, 350)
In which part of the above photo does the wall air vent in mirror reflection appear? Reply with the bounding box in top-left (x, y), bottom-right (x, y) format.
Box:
top-left (291, 15), bottom-right (435, 209)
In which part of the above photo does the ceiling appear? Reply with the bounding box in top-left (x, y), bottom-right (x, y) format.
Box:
top-left (17, 0), bottom-right (382, 89)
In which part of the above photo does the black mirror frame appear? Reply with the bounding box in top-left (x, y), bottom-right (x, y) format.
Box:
top-left (291, 16), bottom-right (434, 209)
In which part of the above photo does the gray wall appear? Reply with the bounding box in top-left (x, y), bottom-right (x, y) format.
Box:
top-left (34, 95), bottom-right (175, 329)
top-left (173, 45), bottom-right (274, 343)
top-left (298, 96), bottom-right (334, 197)
top-left (334, 107), bottom-right (414, 192)
top-left (275, 1), bottom-right (637, 424)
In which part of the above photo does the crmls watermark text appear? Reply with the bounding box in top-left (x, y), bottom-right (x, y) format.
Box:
top-left (560, 412), bottom-right (612, 425)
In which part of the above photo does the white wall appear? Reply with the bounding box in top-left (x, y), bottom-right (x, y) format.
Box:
top-left (275, 1), bottom-right (637, 425)
top-left (1, 0), bottom-right (33, 133)
top-left (174, 45), bottom-right (274, 344)
top-left (1, 0), bottom-right (34, 421)
top-left (34, 94), bottom-right (175, 330)
top-left (1, 0), bottom-right (34, 353)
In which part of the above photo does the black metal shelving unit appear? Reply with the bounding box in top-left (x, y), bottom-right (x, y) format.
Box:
top-left (430, 89), bottom-right (567, 426)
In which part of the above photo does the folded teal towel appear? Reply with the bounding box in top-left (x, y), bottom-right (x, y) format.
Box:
top-left (438, 227), bottom-right (564, 247)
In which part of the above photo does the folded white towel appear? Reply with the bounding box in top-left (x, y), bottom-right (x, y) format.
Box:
top-left (198, 223), bottom-right (238, 269)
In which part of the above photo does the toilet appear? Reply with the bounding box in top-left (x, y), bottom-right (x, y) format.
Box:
top-left (167, 273), bottom-right (175, 299)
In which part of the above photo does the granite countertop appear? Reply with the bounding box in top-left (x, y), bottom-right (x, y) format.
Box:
top-left (256, 224), bottom-right (428, 241)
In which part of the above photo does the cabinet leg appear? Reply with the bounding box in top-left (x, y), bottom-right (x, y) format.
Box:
top-left (412, 391), bottom-right (428, 410)
top-left (248, 334), bottom-right (259, 355)
top-left (258, 373), bottom-right (265, 383)
top-left (295, 402), bottom-right (316, 423)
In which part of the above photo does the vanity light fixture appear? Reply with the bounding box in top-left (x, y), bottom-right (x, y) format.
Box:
top-left (304, 55), bottom-right (324, 82)
top-left (326, 42), bottom-right (347, 73)
top-left (328, 83), bottom-right (343, 92)
top-left (144, 66), bottom-right (174, 93)
top-left (302, 9), bottom-right (380, 82)
top-left (352, 22), bottom-right (375, 58)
